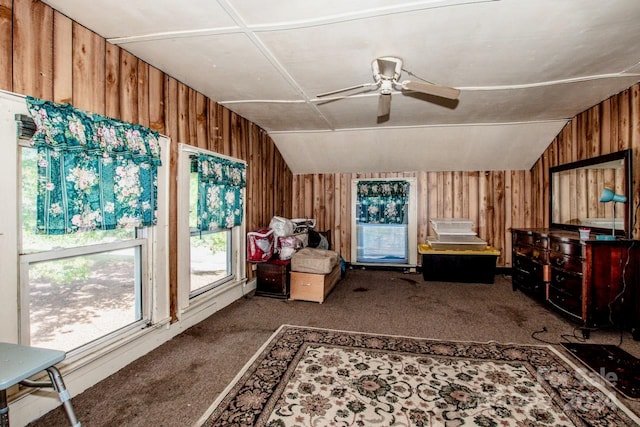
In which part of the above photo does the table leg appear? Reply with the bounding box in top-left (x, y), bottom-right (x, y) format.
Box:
top-left (0, 389), bottom-right (9, 427)
top-left (46, 367), bottom-right (80, 427)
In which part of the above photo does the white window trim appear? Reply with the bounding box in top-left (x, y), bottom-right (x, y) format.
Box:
top-left (176, 143), bottom-right (247, 319)
top-left (350, 177), bottom-right (418, 268)
top-left (18, 238), bottom-right (149, 348)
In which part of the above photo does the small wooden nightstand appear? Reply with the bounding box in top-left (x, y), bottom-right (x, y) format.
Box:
top-left (255, 258), bottom-right (291, 299)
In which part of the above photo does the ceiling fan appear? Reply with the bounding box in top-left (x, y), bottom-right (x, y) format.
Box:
top-left (316, 56), bottom-right (460, 121)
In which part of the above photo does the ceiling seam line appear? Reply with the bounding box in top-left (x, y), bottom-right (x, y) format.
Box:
top-left (218, 72), bottom-right (640, 105)
top-left (267, 119), bottom-right (571, 134)
top-left (107, 0), bottom-right (497, 45)
top-left (216, 0), bottom-right (337, 131)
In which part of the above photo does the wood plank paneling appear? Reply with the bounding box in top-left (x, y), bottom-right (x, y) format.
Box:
top-left (195, 91), bottom-right (207, 149)
top-left (13, 0), bottom-right (52, 99)
top-left (148, 65), bottom-right (164, 133)
top-left (119, 48), bottom-right (138, 123)
top-left (165, 76), bottom-right (179, 319)
top-left (104, 43), bottom-right (120, 118)
top-left (0, 0), bottom-right (12, 91)
top-left (293, 169), bottom-right (517, 266)
top-left (72, 23), bottom-right (104, 113)
top-left (137, 61), bottom-right (149, 127)
top-left (531, 83), bottom-right (640, 240)
top-left (52, 11), bottom-right (72, 103)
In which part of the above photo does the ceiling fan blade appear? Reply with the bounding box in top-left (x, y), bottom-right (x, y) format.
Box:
top-left (402, 80), bottom-right (460, 100)
top-left (317, 83), bottom-right (377, 98)
top-left (377, 93), bottom-right (391, 117)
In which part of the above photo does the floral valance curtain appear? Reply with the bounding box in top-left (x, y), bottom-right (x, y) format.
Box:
top-left (26, 96), bottom-right (162, 234)
top-left (356, 180), bottom-right (408, 224)
top-left (195, 154), bottom-right (246, 231)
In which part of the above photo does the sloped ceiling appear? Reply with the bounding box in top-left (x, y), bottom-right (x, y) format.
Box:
top-left (42, 0), bottom-right (640, 173)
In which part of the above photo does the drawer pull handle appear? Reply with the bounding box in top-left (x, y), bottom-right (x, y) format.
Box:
top-left (555, 275), bottom-right (565, 283)
top-left (554, 258), bottom-right (565, 266)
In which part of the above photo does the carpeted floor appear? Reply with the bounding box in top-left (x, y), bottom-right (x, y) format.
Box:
top-left (29, 269), bottom-right (640, 426)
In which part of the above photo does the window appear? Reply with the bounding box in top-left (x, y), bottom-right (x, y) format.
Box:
top-left (19, 144), bottom-right (138, 352)
top-left (350, 178), bottom-right (418, 267)
top-left (188, 164), bottom-right (232, 296)
top-left (12, 98), bottom-right (169, 355)
top-left (18, 141), bottom-right (167, 354)
top-left (177, 144), bottom-right (246, 312)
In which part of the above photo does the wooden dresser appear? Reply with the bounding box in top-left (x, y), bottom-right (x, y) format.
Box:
top-left (512, 228), bottom-right (640, 339)
top-left (512, 229), bottom-right (550, 299)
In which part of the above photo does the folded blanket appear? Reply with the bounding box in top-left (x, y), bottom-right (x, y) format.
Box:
top-left (291, 247), bottom-right (339, 274)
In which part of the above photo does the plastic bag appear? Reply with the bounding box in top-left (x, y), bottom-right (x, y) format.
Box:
top-left (278, 235), bottom-right (303, 260)
top-left (247, 228), bottom-right (274, 262)
top-left (269, 216), bottom-right (295, 239)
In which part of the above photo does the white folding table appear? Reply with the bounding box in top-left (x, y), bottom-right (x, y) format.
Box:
top-left (0, 343), bottom-right (80, 427)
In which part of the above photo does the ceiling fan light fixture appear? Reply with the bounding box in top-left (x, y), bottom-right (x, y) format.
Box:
top-left (380, 80), bottom-right (393, 95)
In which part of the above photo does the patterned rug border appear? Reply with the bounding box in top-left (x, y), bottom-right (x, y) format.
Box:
top-left (195, 324), bottom-right (640, 426)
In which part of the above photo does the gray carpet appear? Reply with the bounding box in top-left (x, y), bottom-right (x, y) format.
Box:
top-left (29, 269), bottom-right (640, 426)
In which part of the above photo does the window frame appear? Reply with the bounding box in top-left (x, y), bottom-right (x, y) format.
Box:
top-left (11, 104), bottom-right (170, 359)
top-left (18, 237), bottom-right (149, 353)
top-left (188, 227), bottom-right (233, 297)
top-left (350, 177), bottom-right (418, 268)
top-left (177, 143), bottom-right (247, 317)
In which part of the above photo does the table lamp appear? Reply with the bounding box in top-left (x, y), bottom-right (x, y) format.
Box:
top-left (596, 187), bottom-right (627, 240)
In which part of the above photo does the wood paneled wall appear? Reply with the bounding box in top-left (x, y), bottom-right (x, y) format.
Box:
top-left (1, 0), bottom-right (293, 319)
top-left (530, 83), bottom-right (640, 238)
top-left (292, 170), bottom-right (533, 267)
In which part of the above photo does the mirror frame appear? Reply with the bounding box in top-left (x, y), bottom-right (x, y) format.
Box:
top-left (549, 149), bottom-right (633, 238)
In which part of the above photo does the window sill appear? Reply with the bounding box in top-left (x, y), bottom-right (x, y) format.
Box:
top-left (179, 277), bottom-right (249, 322)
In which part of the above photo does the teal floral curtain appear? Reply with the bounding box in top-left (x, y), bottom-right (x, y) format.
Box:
top-left (356, 180), bottom-right (408, 224)
top-left (26, 96), bottom-right (162, 234)
top-left (195, 154), bottom-right (246, 230)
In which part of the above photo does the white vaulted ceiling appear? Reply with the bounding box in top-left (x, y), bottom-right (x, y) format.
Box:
top-left (42, 0), bottom-right (640, 173)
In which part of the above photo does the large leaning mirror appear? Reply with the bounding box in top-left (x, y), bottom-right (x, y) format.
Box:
top-left (550, 149), bottom-right (632, 238)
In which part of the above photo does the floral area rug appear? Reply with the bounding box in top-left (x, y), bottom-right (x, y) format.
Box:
top-left (197, 325), bottom-right (640, 426)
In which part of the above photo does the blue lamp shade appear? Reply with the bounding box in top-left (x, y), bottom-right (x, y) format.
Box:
top-left (599, 187), bottom-right (627, 203)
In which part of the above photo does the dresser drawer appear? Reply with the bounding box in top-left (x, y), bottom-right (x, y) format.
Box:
top-left (514, 232), bottom-right (535, 246)
top-left (513, 255), bottom-right (545, 278)
top-left (532, 235), bottom-right (549, 249)
top-left (548, 284), bottom-right (582, 320)
top-left (513, 269), bottom-right (545, 297)
top-left (257, 265), bottom-right (287, 283)
top-left (256, 261), bottom-right (290, 298)
top-left (290, 264), bottom-right (340, 303)
top-left (549, 239), bottom-right (582, 257)
top-left (549, 252), bottom-right (583, 274)
top-left (513, 255), bottom-right (547, 298)
top-left (532, 247), bottom-right (548, 263)
top-left (550, 267), bottom-right (583, 298)
top-left (513, 243), bottom-right (533, 257)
